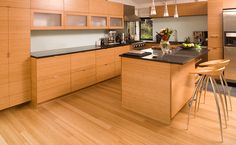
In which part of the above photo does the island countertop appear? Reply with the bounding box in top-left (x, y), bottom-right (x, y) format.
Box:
top-left (120, 47), bottom-right (208, 65)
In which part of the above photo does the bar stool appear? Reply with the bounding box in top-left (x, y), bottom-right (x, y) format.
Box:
top-left (199, 59), bottom-right (232, 112)
top-left (187, 67), bottom-right (227, 142)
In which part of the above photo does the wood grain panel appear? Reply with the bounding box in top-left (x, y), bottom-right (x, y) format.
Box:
top-left (153, 1), bottom-right (207, 18)
top-left (8, 0), bottom-right (30, 8)
top-left (31, 0), bottom-right (64, 11)
top-left (0, 64), bottom-right (9, 110)
top-left (107, 2), bottom-right (123, 16)
top-left (37, 73), bottom-right (71, 103)
top-left (71, 51), bottom-right (96, 91)
top-left (64, 0), bottom-right (89, 13)
top-left (89, 0), bottom-right (108, 15)
top-left (9, 8), bottom-right (31, 106)
top-left (122, 58), bottom-right (171, 124)
top-left (171, 62), bottom-right (195, 118)
top-left (96, 48), bottom-right (115, 66)
top-left (208, 0), bottom-right (223, 60)
top-left (0, 0), bottom-right (8, 7)
top-left (32, 55), bottom-right (71, 104)
top-left (114, 46), bottom-right (130, 76)
top-left (71, 67), bottom-right (96, 91)
top-left (223, 0), bottom-right (236, 9)
top-left (96, 63), bottom-right (115, 83)
top-left (71, 51), bottom-right (95, 72)
top-left (0, 7), bottom-right (8, 65)
top-left (36, 55), bottom-right (71, 81)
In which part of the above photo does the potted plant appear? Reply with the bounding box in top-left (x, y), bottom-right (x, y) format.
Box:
top-left (158, 28), bottom-right (173, 54)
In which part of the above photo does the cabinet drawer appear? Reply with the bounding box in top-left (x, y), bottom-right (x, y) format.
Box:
top-left (114, 46), bottom-right (130, 61)
top-left (37, 73), bottom-right (71, 103)
top-left (71, 51), bottom-right (95, 72)
top-left (96, 62), bottom-right (115, 83)
top-left (208, 47), bottom-right (223, 60)
top-left (37, 55), bottom-right (71, 81)
top-left (96, 48), bottom-right (115, 65)
top-left (71, 66), bottom-right (96, 91)
top-left (114, 61), bottom-right (121, 76)
top-left (31, 0), bottom-right (64, 11)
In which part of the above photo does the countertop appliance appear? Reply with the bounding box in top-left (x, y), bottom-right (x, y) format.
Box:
top-left (223, 9), bottom-right (236, 82)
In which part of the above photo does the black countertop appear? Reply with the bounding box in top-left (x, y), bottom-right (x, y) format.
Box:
top-left (31, 43), bottom-right (131, 58)
top-left (120, 47), bottom-right (208, 65)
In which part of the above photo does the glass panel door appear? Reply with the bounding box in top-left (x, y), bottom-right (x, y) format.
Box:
top-left (66, 15), bottom-right (87, 27)
top-left (110, 17), bottom-right (123, 27)
top-left (91, 16), bottom-right (107, 27)
top-left (33, 12), bottom-right (62, 27)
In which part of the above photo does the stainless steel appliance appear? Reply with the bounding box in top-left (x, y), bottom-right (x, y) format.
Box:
top-left (223, 9), bottom-right (236, 82)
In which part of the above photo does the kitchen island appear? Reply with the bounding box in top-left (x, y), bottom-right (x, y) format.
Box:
top-left (121, 47), bottom-right (208, 124)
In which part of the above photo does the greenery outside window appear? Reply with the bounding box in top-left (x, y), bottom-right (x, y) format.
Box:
top-left (140, 18), bottom-right (153, 40)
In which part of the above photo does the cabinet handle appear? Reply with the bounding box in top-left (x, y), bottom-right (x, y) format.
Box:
top-left (210, 35), bottom-right (219, 38)
top-left (82, 69), bottom-right (86, 72)
top-left (105, 64), bottom-right (108, 66)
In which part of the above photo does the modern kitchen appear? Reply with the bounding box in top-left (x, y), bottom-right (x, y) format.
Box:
top-left (0, 0), bottom-right (236, 144)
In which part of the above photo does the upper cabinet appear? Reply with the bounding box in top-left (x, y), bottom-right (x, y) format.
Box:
top-left (108, 1), bottom-right (124, 16)
top-left (8, 0), bottom-right (30, 8)
top-left (64, 0), bottom-right (89, 13)
top-left (31, 10), bottom-right (64, 30)
top-left (153, 2), bottom-right (207, 18)
top-left (0, 0), bottom-right (30, 8)
top-left (89, 0), bottom-right (108, 15)
top-left (31, 0), bottom-right (64, 11)
top-left (223, 0), bottom-right (236, 9)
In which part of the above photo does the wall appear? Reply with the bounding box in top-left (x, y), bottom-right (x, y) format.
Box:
top-left (152, 15), bottom-right (207, 42)
top-left (31, 30), bottom-right (105, 52)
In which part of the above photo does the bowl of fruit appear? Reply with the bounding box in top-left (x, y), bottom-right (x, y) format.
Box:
top-left (182, 43), bottom-right (195, 49)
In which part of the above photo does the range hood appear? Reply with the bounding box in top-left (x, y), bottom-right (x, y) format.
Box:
top-left (124, 5), bottom-right (140, 22)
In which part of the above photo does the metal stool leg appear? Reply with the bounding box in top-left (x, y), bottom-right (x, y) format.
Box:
top-left (222, 75), bottom-right (232, 111)
top-left (203, 76), bottom-right (209, 104)
top-left (187, 76), bottom-right (204, 130)
top-left (212, 78), bottom-right (228, 129)
top-left (196, 75), bottom-right (208, 111)
top-left (219, 75), bottom-right (229, 120)
top-left (210, 77), bottom-right (224, 142)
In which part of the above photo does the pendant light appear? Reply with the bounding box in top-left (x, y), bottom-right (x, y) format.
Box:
top-left (163, 0), bottom-right (169, 17)
top-left (150, 0), bottom-right (157, 15)
top-left (174, 0), bottom-right (179, 18)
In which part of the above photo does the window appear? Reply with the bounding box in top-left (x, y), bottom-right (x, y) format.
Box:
top-left (140, 18), bottom-right (153, 40)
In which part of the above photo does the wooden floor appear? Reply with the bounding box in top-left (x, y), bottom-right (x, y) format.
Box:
top-left (0, 77), bottom-right (236, 145)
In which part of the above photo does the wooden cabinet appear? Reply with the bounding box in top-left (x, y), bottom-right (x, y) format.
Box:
top-left (64, 0), bottom-right (89, 13)
top-left (108, 2), bottom-right (123, 16)
top-left (31, 0), bottom-right (64, 11)
top-left (8, 0), bottom-right (30, 8)
top-left (96, 48), bottom-right (116, 82)
top-left (89, 0), bottom-right (108, 15)
top-left (154, 2), bottom-right (207, 18)
top-left (109, 17), bottom-right (124, 29)
top-left (0, 7), bottom-right (9, 110)
top-left (9, 8), bottom-right (31, 106)
top-left (114, 46), bottom-right (130, 76)
top-left (90, 16), bottom-right (108, 29)
top-left (208, 0), bottom-right (223, 60)
top-left (0, 0), bottom-right (30, 8)
top-left (31, 10), bottom-right (64, 30)
top-left (31, 55), bottom-right (71, 104)
top-left (65, 12), bottom-right (88, 29)
top-left (71, 51), bottom-right (96, 91)
top-left (223, 0), bottom-right (236, 9)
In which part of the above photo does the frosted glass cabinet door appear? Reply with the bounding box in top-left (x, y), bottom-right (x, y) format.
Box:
top-left (32, 12), bottom-right (63, 28)
top-left (91, 16), bottom-right (107, 27)
top-left (66, 15), bottom-right (87, 27)
top-left (110, 17), bottom-right (123, 28)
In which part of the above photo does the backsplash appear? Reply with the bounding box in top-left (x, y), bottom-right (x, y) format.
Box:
top-left (153, 15), bottom-right (208, 42)
top-left (31, 30), bottom-right (105, 52)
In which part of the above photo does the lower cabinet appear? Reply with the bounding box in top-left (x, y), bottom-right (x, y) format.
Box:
top-left (31, 46), bottom-right (130, 105)
top-left (31, 55), bottom-right (71, 104)
top-left (71, 51), bottom-right (96, 91)
top-left (96, 62), bottom-right (115, 82)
